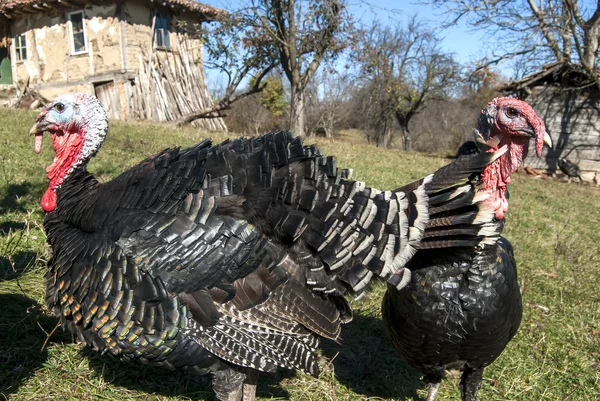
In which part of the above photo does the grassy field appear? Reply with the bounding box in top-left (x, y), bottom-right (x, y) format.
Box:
top-left (0, 107), bottom-right (599, 401)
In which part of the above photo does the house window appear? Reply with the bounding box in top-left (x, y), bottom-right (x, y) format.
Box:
top-left (68, 10), bottom-right (87, 54)
top-left (154, 12), bottom-right (170, 48)
top-left (15, 34), bottom-right (27, 61)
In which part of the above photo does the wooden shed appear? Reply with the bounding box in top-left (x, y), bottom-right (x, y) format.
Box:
top-left (502, 62), bottom-right (600, 182)
top-left (0, 0), bottom-right (227, 131)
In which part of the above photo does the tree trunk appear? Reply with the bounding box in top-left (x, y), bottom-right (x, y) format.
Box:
top-left (401, 125), bottom-right (412, 151)
top-left (376, 118), bottom-right (393, 148)
top-left (290, 87), bottom-right (306, 136)
top-left (325, 116), bottom-right (334, 138)
top-left (582, 27), bottom-right (600, 71)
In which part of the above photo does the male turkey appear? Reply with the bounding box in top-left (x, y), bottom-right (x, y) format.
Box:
top-left (558, 157), bottom-right (582, 183)
top-left (382, 97), bottom-right (552, 401)
top-left (30, 93), bottom-right (543, 401)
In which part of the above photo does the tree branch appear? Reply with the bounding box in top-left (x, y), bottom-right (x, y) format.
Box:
top-left (176, 62), bottom-right (275, 126)
top-left (300, 1), bottom-right (342, 88)
top-left (526, 0), bottom-right (565, 61)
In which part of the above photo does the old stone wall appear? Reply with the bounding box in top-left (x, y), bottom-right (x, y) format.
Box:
top-left (10, 4), bottom-right (122, 99)
top-left (9, 2), bottom-right (205, 96)
top-left (121, 2), bottom-right (205, 71)
top-left (525, 85), bottom-right (600, 181)
top-left (5, 1), bottom-right (222, 130)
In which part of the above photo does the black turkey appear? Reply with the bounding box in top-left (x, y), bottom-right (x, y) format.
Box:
top-left (558, 157), bottom-right (582, 183)
top-left (31, 93), bottom-right (528, 401)
top-left (382, 97), bottom-right (552, 401)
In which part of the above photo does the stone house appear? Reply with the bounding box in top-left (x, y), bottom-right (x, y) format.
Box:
top-left (0, 0), bottom-right (227, 131)
top-left (502, 62), bottom-right (600, 182)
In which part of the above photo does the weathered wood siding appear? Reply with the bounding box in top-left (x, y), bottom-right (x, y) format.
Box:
top-left (525, 85), bottom-right (600, 181)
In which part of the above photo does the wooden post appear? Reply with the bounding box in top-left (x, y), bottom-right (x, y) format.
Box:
top-left (118, 2), bottom-right (128, 70)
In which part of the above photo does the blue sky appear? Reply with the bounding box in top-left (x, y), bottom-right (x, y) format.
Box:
top-left (348, 0), bottom-right (486, 66)
top-left (202, 0), bottom-right (488, 67)
top-left (200, 0), bottom-right (500, 91)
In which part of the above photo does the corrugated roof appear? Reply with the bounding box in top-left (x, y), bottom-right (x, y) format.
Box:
top-left (0, 0), bottom-right (223, 20)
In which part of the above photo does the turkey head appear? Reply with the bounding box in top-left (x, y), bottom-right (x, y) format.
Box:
top-left (474, 97), bottom-right (552, 220)
top-left (30, 93), bottom-right (108, 213)
top-left (475, 97), bottom-right (552, 158)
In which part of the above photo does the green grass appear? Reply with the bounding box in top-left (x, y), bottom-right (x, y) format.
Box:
top-left (1, 107), bottom-right (599, 401)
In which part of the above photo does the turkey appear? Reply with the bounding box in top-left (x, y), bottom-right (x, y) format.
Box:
top-left (382, 97), bottom-right (552, 401)
top-left (558, 157), bottom-right (582, 183)
top-left (30, 93), bottom-right (532, 401)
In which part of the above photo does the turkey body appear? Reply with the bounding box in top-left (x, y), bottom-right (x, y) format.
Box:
top-left (558, 158), bottom-right (582, 183)
top-left (45, 130), bottom-right (497, 400)
top-left (36, 93), bottom-right (547, 401)
top-left (44, 133), bottom-right (359, 400)
top-left (382, 237), bottom-right (523, 401)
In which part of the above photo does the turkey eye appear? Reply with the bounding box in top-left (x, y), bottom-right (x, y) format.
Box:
top-left (505, 107), bottom-right (518, 118)
top-left (55, 103), bottom-right (65, 113)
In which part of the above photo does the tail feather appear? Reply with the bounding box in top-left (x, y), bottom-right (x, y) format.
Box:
top-left (207, 132), bottom-right (505, 294)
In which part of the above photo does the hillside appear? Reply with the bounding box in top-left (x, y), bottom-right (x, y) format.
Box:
top-left (1, 108), bottom-right (599, 401)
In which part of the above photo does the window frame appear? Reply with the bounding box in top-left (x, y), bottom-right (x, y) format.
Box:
top-left (67, 10), bottom-right (88, 55)
top-left (14, 33), bottom-right (27, 62)
top-left (154, 11), bottom-right (171, 49)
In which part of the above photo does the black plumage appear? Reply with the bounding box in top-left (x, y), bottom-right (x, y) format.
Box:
top-left (380, 97), bottom-right (552, 401)
top-left (382, 239), bottom-right (522, 401)
top-left (32, 94), bottom-right (516, 401)
top-left (558, 157), bottom-right (582, 183)
top-left (455, 140), bottom-right (480, 157)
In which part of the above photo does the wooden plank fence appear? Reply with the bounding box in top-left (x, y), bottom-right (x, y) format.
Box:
top-left (131, 34), bottom-right (227, 131)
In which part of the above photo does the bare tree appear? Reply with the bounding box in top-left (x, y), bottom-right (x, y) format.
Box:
top-left (236, 0), bottom-right (353, 137)
top-left (427, 0), bottom-right (600, 85)
top-left (408, 67), bottom-right (507, 153)
top-left (174, 15), bottom-right (278, 125)
top-left (225, 74), bottom-right (288, 134)
top-left (180, 1), bottom-right (351, 131)
top-left (305, 69), bottom-right (352, 137)
top-left (224, 96), bottom-right (271, 134)
top-left (352, 18), bottom-right (460, 149)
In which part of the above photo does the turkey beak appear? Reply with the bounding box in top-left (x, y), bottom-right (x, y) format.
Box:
top-left (543, 131), bottom-right (553, 148)
top-left (517, 124), bottom-right (536, 138)
top-left (535, 127), bottom-right (552, 158)
top-left (30, 109), bottom-right (50, 135)
top-left (30, 112), bottom-right (48, 154)
top-left (29, 121), bottom-right (45, 136)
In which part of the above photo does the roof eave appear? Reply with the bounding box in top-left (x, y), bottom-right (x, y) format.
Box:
top-left (0, 0), bottom-right (225, 22)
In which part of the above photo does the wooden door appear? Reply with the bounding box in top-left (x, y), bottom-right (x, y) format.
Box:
top-left (94, 81), bottom-right (121, 119)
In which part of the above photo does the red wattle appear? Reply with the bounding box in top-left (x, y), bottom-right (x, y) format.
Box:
top-left (481, 138), bottom-right (527, 221)
top-left (41, 188), bottom-right (57, 212)
top-left (41, 125), bottom-right (85, 213)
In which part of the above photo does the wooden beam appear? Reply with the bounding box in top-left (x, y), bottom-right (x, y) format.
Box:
top-left (58, 0), bottom-right (86, 6)
top-left (118, 3), bottom-right (128, 70)
top-left (21, 6), bottom-right (40, 14)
